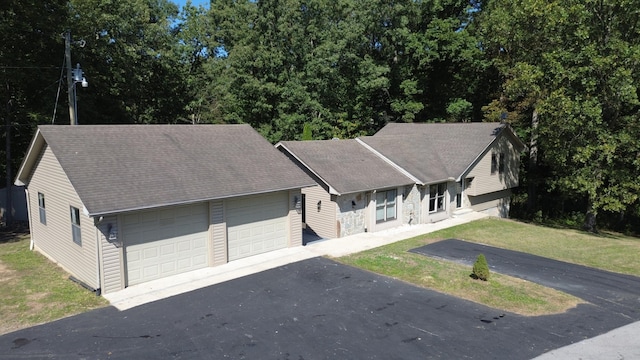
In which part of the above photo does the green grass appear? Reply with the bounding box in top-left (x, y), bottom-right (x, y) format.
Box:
top-left (2, 218), bottom-right (638, 332)
top-left (428, 218), bottom-right (640, 276)
top-left (338, 218), bottom-right (640, 316)
top-left (0, 234), bottom-right (109, 335)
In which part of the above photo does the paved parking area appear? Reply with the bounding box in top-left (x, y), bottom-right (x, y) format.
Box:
top-left (1, 255), bottom-right (637, 359)
top-left (2, 214), bottom-right (639, 359)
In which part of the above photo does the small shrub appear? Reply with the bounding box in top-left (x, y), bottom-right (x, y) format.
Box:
top-left (472, 254), bottom-right (490, 281)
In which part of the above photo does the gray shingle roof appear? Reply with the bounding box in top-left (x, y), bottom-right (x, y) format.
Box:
top-left (277, 139), bottom-right (414, 195)
top-left (29, 124), bottom-right (315, 216)
top-left (359, 122), bottom-right (510, 184)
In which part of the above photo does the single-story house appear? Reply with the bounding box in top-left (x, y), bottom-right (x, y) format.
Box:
top-left (277, 122), bottom-right (526, 238)
top-left (276, 139), bottom-right (415, 239)
top-left (15, 124), bottom-right (314, 294)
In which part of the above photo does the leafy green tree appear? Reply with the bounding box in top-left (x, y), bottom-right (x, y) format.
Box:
top-left (0, 0), bottom-right (68, 187)
top-left (69, 0), bottom-right (188, 124)
top-left (479, 0), bottom-right (640, 231)
top-left (205, 0), bottom-right (484, 143)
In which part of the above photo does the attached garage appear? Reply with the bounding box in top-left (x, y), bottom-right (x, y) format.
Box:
top-left (227, 192), bottom-right (289, 261)
top-left (123, 203), bottom-right (209, 286)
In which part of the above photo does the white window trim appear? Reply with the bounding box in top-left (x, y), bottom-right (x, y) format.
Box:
top-left (428, 183), bottom-right (447, 213)
top-left (70, 206), bottom-right (82, 246)
top-left (375, 189), bottom-right (397, 223)
top-left (38, 192), bottom-right (46, 225)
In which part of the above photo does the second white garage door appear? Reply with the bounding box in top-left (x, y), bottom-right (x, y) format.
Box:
top-left (227, 192), bottom-right (289, 261)
top-left (124, 203), bottom-right (209, 286)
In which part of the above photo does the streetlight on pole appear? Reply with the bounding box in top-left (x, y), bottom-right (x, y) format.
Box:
top-left (71, 63), bottom-right (88, 125)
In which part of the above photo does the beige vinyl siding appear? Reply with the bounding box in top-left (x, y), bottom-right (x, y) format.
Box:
top-left (288, 190), bottom-right (302, 247)
top-left (210, 200), bottom-right (227, 266)
top-left (466, 136), bottom-right (520, 196)
top-left (302, 185), bottom-right (336, 239)
top-left (27, 145), bottom-right (98, 289)
top-left (469, 189), bottom-right (512, 217)
top-left (98, 216), bottom-right (122, 294)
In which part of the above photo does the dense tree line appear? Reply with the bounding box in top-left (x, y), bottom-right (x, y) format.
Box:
top-left (1, 0), bottom-right (639, 232)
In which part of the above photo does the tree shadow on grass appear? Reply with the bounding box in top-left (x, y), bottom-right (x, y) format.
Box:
top-left (0, 223), bottom-right (29, 244)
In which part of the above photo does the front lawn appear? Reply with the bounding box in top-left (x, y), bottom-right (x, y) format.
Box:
top-left (0, 233), bottom-right (109, 335)
top-left (337, 218), bottom-right (640, 316)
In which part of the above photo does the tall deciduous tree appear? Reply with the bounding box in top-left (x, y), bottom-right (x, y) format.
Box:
top-left (0, 0), bottom-right (68, 188)
top-left (69, 0), bottom-right (188, 124)
top-left (479, 0), bottom-right (640, 231)
top-left (205, 0), bottom-right (482, 142)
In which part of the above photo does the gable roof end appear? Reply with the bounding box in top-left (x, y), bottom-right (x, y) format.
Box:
top-left (361, 122), bottom-right (521, 184)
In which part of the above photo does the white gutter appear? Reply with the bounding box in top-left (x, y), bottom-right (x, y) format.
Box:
top-left (24, 188), bottom-right (34, 251)
top-left (87, 184), bottom-right (316, 217)
top-left (94, 216), bottom-right (103, 295)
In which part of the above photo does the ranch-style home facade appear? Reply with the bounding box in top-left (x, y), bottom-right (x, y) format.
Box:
top-left (276, 139), bottom-right (416, 239)
top-left (15, 124), bottom-right (314, 294)
top-left (277, 122), bottom-right (526, 239)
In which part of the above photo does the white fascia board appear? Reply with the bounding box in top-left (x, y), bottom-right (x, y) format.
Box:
top-left (355, 138), bottom-right (423, 186)
top-left (14, 128), bottom-right (44, 186)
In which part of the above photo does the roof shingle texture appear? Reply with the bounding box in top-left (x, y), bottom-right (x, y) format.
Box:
top-left (359, 122), bottom-right (506, 184)
top-left (38, 124), bottom-right (314, 216)
top-left (278, 139), bottom-right (414, 195)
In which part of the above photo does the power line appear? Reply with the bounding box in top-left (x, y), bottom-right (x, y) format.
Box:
top-left (0, 66), bottom-right (63, 70)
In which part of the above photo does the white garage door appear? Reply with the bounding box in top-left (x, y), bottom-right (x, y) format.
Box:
top-left (124, 203), bottom-right (209, 286)
top-left (227, 192), bottom-right (289, 261)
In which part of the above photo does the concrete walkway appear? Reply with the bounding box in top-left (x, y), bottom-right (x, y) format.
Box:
top-left (532, 321), bottom-right (640, 360)
top-left (104, 211), bottom-right (488, 311)
top-left (103, 211), bottom-right (640, 360)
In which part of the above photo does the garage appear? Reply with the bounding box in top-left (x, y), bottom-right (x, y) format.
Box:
top-left (124, 203), bottom-right (209, 286)
top-left (227, 192), bottom-right (289, 261)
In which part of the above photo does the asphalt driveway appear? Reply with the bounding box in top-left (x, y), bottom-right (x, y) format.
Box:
top-left (410, 239), bottom-right (640, 319)
top-left (1, 255), bottom-right (638, 359)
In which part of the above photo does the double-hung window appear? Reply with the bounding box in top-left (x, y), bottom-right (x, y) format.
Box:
top-left (38, 192), bottom-right (46, 225)
top-left (70, 206), bottom-right (82, 246)
top-left (376, 189), bottom-right (397, 223)
top-left (491, 152), bottom-right (505, 175)
top-left (429, 183), bottom-right (446, 213)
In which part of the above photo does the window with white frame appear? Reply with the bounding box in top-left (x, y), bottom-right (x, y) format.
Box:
top-left (38, 192), bottom-right (46, 225)
top-left (70, 206), bottom-right (82, 246)
top-left (376, 189), bottom-right (397, 223)
top-left (429, 183), bottom-right (447, 213)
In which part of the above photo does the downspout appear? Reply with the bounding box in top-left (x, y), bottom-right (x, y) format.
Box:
top-left (93, 216), bottom-right (104, 296)
top-left (24, 188), bottom-right (34, 250)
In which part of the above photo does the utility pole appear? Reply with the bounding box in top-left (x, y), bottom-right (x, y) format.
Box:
top-left (65, 31), bottom-right (87, 125)
top-left (65, 31), bottom-right (77, 125)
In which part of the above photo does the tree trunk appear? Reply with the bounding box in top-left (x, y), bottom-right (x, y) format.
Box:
top-left (527, 108), bottom-right (539, 214)
top-left (582, 199), bottom-right (597, 233)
